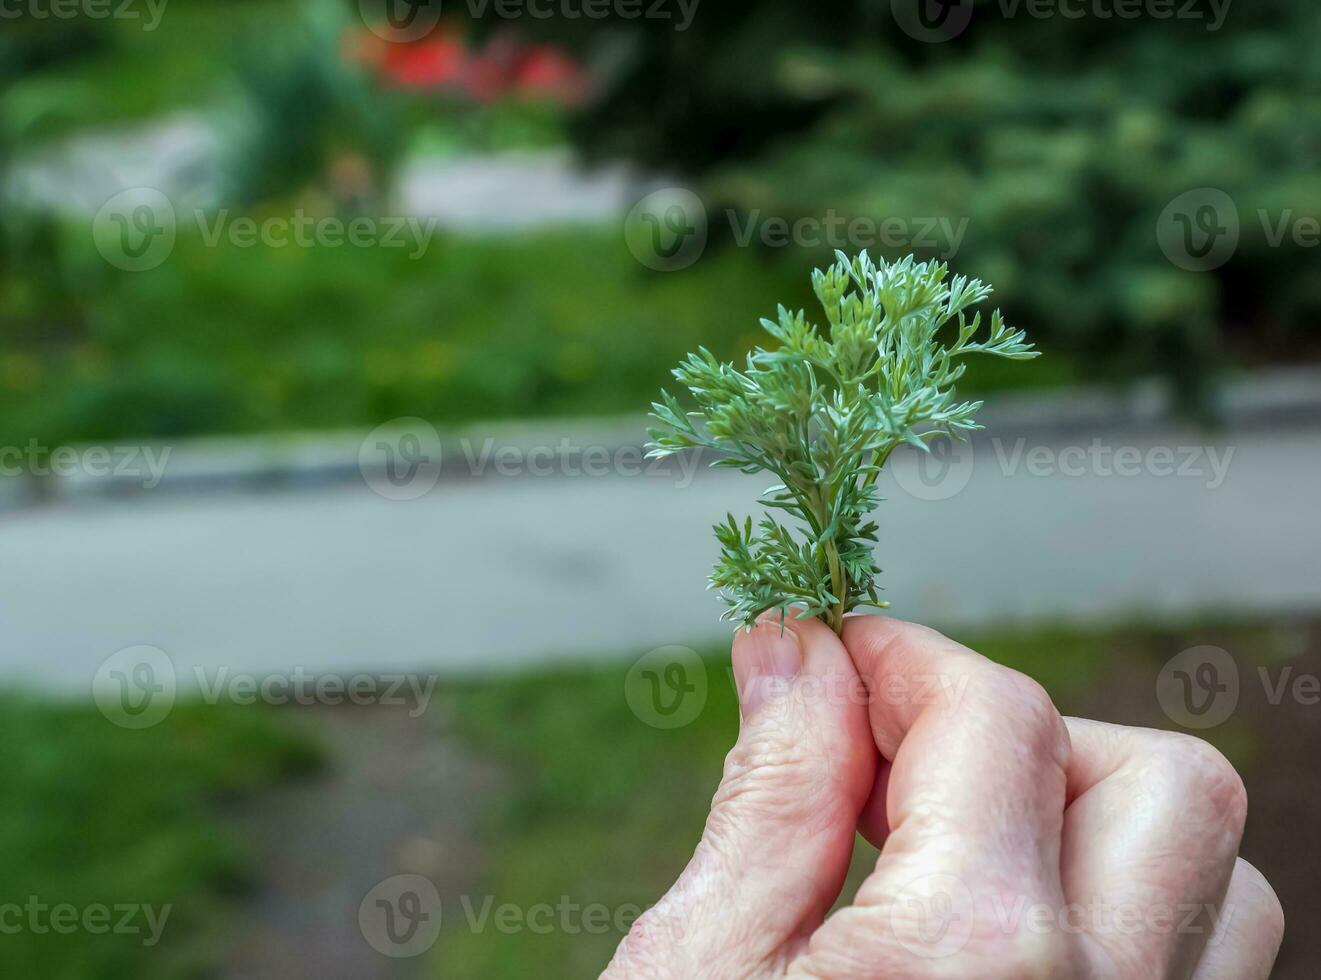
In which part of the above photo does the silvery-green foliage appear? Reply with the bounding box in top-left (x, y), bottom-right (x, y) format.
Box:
top-left (646, 251), bottom-right (1037, 632)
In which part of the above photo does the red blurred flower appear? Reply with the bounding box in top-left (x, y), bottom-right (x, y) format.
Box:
top-left (512, 46), bottom-right (590, 104)
top-left (350, 24), bottom-right (589, 106)
top-left (380, 34), bottom-right (466, 88)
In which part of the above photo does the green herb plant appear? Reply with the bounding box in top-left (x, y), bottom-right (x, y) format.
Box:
top-left (646, 251), bottom-right (1038, 634)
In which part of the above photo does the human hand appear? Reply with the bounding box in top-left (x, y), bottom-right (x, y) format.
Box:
top-left (603, 615), bottom-right (1283, 979)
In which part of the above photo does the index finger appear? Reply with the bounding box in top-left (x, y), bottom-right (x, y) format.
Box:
top-left (845, 616), bottom-right (1071, 872)
top-left (793, 616), bottom-right (1074, 977)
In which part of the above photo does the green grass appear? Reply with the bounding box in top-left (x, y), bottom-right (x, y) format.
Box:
top-left (1, 222), bottom-right (1071, 448)
top-left (0, 696), bottom-right (319, 978)
top-left (437, 617), bottom-right (1286, 979)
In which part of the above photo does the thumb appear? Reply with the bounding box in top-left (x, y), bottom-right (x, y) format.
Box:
top-left (606, 614), bottom-right (876, 978)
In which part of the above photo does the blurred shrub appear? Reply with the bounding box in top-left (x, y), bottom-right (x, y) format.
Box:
top-left (0, 29), bottom-right (100, 364)
top-left (222, 2), bottom-right (405, 209)
top-left (566, 0), bottom-right (1321, 409)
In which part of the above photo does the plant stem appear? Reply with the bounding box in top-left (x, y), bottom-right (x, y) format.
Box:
top-left (810, 483), bottom-right (848, 634)
top-left (826, 537), bottom-right (847, 634)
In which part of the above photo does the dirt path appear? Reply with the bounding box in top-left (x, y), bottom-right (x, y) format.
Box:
top-left (222, 702), bottom-right (499, 979)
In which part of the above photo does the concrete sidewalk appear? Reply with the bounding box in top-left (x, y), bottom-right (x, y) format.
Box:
top-left (9, 115), bottom-right (643, 230)
top-left (1, 380), bottom-right (1318, 694)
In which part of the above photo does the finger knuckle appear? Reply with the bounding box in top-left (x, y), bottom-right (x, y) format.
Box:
top-left (984, 668), bottom-right (1070, 768)
top-left (846, 615), bottom-right (949, 673)
top-left (1125, 729), bottom-right (1247, 845)
top-left (721, 723), bottom-right (815, 789)
top-left (711, 724), bottom-right (831, 823)
top-left (1141, 731), bottom-right (1248, 835)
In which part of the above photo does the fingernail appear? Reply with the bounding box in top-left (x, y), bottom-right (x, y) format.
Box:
top-left (735, 618), bottom-right (802, 717)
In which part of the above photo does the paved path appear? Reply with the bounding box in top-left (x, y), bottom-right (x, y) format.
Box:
top-left (1, 417), bottom-right (1317, 694)
top-left (9, 114), bottom-right (641, 228)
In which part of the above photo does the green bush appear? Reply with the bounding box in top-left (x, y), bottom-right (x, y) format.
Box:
top-left (568, 0), bottom-right (1321, 409)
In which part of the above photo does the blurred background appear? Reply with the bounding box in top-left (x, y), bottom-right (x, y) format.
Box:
top-left (1, 0), bottom-right (1319, 976)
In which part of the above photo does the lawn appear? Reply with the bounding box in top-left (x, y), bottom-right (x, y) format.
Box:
top-left (0, 696), bottom-right (319, 978)
top-left (1, 222), bottom-right (1078, 451)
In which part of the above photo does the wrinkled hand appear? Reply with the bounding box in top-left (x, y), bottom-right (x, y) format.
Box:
top-left (603, 615), bottom-right (1283, 979)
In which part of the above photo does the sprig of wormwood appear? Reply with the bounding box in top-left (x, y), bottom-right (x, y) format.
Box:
top-left (645, 250), bottom-right (1038, 634)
